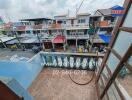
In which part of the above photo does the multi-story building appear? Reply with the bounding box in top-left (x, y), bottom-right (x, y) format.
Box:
top-left (89, 8), bottom-right (118, 52)
top-left (90, 8), bottom-right (118, 35)
top-left (65, 13), bottom-right (90, 52)
top-left (42, 13), bottom-right (91, 51)
top-left (2, 7), bottom-right (118, 52)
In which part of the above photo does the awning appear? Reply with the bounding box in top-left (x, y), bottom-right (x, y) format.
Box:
top-left (16, 26), bottom-right (26, 31)
top-left (6, 39), bottom-right (19, 44)
top-left (99, 34), bottom-right (112, 43)
top-left (52, 35), bottom-right (65, 43)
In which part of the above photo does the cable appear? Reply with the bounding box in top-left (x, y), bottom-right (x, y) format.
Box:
top-left (69, 70), bottom-right (95, 85)
top-left (69, 52), bottom-right (98, 85)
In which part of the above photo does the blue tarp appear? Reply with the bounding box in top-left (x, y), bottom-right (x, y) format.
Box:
top-left (99, 34), bottom-right (112, 43)
top-left (111, 5), bottom-right (124, 10)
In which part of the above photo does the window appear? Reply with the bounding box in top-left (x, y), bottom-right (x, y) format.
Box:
top-left (78, 20), bottom-right (80, 23)
top-left (78, 19), bottom-right (86, 23)
top-left (116, 66), bottom-right (132, 98)
top-left (122, 5), bottom-right (132, 27)
top-left (107, 83), bottom-right (121, 100)
top-left (26, 31), bottom-right (30, 34)
top-left (63, 21), bottom-right (66, 24)
top-left (81, 19), bottom-right (85, 23)
top-left (107, 53), bottom-right (120, 73)
top-left (101, 66), bottom-right (110, 85)
top-left (96, 1), bottom-right (132, 100)
top-left (113, 31), bottom-right (132, 57)
top-left (98, 77), bottom-right (105, 95)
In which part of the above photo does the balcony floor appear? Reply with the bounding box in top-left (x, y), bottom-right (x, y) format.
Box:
top-left (28, 68), bottom-right (97, 100)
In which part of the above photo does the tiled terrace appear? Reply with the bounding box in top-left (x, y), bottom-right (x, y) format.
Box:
top-left (29, 68), bottom-right (97, 100)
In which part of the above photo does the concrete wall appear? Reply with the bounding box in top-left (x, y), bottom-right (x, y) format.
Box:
top-left (6, 78), bottom-right (33, 100)
top-left (0, 53), bottom-right (44, 89)
top-left (77, 16), bottom-right (90, 25)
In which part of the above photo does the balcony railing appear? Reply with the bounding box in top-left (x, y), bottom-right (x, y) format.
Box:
top-left (16, 24), bottom-right (90, 30)
top-left (39, 51), bottom-right (104, 70)
top-left (66, 34), bottom-right (89, 39)
top-left (94, 21), bottom-right (116, 27)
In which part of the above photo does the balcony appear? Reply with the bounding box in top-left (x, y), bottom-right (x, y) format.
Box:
top-left (28, 51), bottom-right (104, 100)
top-left (10, 23), bottom-right (90, 31)
top-left (66, 34), bottom-right (89, 39)
top-left (29, 67), bottom-right (97, 100)
top-left (65, 24), bottom-right (89, 30)
top-left (96, 21), bottom-right (116, 28)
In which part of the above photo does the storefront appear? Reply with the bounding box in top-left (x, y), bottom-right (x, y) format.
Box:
top-left (52, 35), bottom-right (66, 51)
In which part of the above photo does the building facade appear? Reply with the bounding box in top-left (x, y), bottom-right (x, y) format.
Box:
top-left (1, 8), bottom-right (118, 52)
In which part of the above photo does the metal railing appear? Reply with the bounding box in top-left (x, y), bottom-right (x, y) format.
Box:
top-left (14, 24), bottom-right (90, 30)
top-left (66, 34), bottom-right (89, 39)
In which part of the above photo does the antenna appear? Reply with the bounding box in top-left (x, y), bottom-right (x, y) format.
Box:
top-left (76, 0), bottom-right (85, 15)
top-left (5, 10), bottom-right (11, 22)
top-left (67, 9), bottom-right (70, 17)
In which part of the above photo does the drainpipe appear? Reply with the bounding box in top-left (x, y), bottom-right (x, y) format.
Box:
top-left (76, 37), bottom-right (78, 51)
top-left (76, 30), bottom-right (78, 50)
top-left (63, 43), bottom-right (66, 51)
top-left (36, 31), bottom-right (41, 47)
top-left (52, 43), bottom-right (55, 49)
top-left (42, 40), bottom-right (45, 51)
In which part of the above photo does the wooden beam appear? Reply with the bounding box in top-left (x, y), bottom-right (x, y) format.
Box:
top-left (111, 49), bottom-right (122, 60)
top-left (120, 27), bottom-right (132, 33)
top-left (0, 81), bottom-right (23, 100)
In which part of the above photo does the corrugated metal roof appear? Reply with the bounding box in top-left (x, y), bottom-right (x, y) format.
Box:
top-left (54, 14), bottom-right (67, 17)
top-left (6, 39), bottom-right (19, 44)
top-left (97, 9), bottom-right (112, 16)
top-left (0, 36), bottom-right (15, 43)
top-left (77, 13), bottom-right (91, 16)
top-left (21, 17), bottom-right (52, 21)
top-left (66, 17), bottom-right (76, 20)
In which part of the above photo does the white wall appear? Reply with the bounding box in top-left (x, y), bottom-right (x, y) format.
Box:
top-left (77, 16), bottom-right (90, 25)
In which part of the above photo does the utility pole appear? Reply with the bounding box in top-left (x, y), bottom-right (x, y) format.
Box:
top-left (13, 27), bottom-right (23, 50)
top-left (76, 4), bottom-right (78, 17)
top-left (67, 9), bottom-right (70, 17)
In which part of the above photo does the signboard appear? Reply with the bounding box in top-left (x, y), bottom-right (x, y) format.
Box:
top-left (111, 5), bottom-right (124, 17)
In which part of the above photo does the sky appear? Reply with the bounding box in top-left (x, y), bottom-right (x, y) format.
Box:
top-left (0, 0), bottom-right (125, 22)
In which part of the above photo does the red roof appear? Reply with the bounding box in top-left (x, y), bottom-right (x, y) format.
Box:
top-left (52, 35), bottom-right (66, 43)
top-left (17, 26), bottom-right (26, 31)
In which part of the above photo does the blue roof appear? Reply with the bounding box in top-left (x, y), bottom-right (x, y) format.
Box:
top-left (99, 34), bottom-right (112, 43)
top-left (112, 5), bottom-right (124, 10)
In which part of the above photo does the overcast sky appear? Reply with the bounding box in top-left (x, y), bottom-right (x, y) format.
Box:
top-left (0, 0), bottom-right (125, 22)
